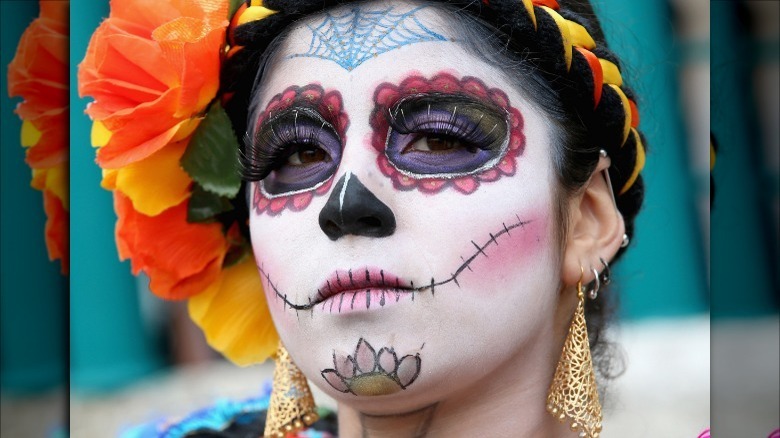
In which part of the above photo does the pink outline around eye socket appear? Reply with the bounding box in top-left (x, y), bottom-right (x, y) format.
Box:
top-left (370, 72), bottom-right (526, 195)
top-left (252, 84), bottom-right (348, 216)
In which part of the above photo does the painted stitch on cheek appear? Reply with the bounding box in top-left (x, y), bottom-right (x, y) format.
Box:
top-left (249, 84), bottom-right (349, 216)
top-left (460, 216), bottom-right (548, 284)
top-left (258, 215), bottom-right (534, 314)
top-left (288, 6), bottom-right (446, 72)
top-left (370, 72), bottom-right (526, 195)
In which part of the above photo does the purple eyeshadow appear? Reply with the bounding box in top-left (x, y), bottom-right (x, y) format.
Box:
top-left (252, 108), bottom-right (342, 196)
top-left (384, 94), bottom-right (509, 177)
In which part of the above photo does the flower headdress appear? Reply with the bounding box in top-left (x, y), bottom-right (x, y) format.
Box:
top-left (78, 0), bottom-right (646, 368)
top-left (79, 0), bottom-right (277, 365)
top-left (8, 1), bottom-right (69, 275)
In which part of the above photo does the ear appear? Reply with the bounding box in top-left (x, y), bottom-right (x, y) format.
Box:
top-left (562, 153), bottom-right (626, 288)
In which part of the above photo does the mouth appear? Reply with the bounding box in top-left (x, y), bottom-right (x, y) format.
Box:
top-left (313, 267), bottom-right (416, 313)
top-left (258, 215), bottom-right (533, 314)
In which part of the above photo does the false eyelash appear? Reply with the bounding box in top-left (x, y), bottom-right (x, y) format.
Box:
top-left (240, 108), bottom-right (334, 182)
top-left (386, 94), bottom-right (507, 151)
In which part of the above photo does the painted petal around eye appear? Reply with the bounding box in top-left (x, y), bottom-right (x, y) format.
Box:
top-left (510, 134), bottom-right (523, 151)
top-left (269, 197), bottom-right (288, 213)
top-left (462, 77), bottom-right (489, 98)
top-left (453, 177), bottom-right (479, 194)
top-left (498, 157), bottom-right (515, 175)
top-left (489, 89), bottom-right (509, 108)
top-left (378, 156), bottom-right (394, 176)
top-left (375, 85), bottom-right (400, 107)
top-left (396, 174), bottom-right (418, 189)
top-left (430, 74), bottom-right (461, 93)
top-left (479, 168), bottom-right (500, 182)
top-left (400, 77), bottom-right (430, 94)
top-left (322, 91), bottom-right (343, 114)
top-left (292, 192), bottom-right (313, 211)
top-left (420, 179), bottom-right (446, 192)
top-left (322, 369), bottom-right (350, 392)
top-left (301, 88), bottom-right (323, 102)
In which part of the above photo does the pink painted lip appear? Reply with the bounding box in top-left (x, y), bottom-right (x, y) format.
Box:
top-left (313, 267), bottom-right (416, 313)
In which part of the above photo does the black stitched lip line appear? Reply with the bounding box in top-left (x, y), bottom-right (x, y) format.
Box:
top-left (257, 216), bottom-right (532, 312)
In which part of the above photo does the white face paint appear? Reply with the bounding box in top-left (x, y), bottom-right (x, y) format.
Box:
top-left (247, 1), bottom-right (564, 414)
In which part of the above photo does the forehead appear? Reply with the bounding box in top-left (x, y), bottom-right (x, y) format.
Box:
top-left (253, 1), bottom-right (521, 106)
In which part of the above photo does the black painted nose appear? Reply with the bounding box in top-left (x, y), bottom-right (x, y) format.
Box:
top-left (318, 173), bottom-right (396, 240)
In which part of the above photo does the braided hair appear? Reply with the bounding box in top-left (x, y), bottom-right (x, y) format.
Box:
top-left (223, 0), bottom-right (646, 383)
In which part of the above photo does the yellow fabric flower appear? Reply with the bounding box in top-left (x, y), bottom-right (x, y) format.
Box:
top-left (189, 256), bottom-right (279, 366)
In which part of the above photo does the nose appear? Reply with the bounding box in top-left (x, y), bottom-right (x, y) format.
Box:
top-left (318, 172), bottom-right (396, 240)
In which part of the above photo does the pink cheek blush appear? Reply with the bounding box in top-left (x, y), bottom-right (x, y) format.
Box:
top-left (458, 214), bottom-right (550, 288)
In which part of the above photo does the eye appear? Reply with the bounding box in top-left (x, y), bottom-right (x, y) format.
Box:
top-left (287, 144), bottom-right (330, 165)
top-left (246, 108), bottom-right (342, 197)
top-left (403, 135), bottom-right (479, 154)
top-left (384, 94), bottom-right (509, 177)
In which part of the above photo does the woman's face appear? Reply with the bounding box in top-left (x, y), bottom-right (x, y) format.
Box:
top-left (248, 1), bottom-right (563, 412)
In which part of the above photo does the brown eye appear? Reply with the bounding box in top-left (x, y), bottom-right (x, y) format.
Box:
top-left (287, 145), bottom-right (329, 165)
top-left (404, 135), bottom-right (478, 153)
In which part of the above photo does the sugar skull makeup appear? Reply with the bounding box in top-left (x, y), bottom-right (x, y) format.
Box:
top-left (371, 73), bottom-right (526, 194)
top-left (247, 1), bottom-right (565, 421)
top-left (244, 84), bottom-right (349, 215)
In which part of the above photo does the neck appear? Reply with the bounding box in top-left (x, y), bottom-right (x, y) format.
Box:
top-left (335, 302), bottom-right (578, 438)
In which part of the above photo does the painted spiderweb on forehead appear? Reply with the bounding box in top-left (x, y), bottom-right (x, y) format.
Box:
top-left (289, 6), bottom-right (446, 71)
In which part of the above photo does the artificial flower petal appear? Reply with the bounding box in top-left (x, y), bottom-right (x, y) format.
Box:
top-left (79, 0), bottom-right (228, 168)
top-left (114, 193), bottom-right (227, 300)
top-left (21, 120), bottom-right (42, 147)
top-left (91, 120), bottom-right (112, 147)
top-left (188, 256), bottom-right (279, 365)
top-left (115, 140), bottom-right (192, 216)
top-left (101, 168), bottom-right (118, 190)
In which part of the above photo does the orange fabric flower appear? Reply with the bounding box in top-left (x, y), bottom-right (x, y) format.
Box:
top-left (7, 1), bottom-right (69, 274)
top-left (78, 0), bottom-right (228, 168)
top-left (114, 193), bottom-right (228, 300)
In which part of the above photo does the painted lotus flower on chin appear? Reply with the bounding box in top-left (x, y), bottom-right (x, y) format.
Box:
top-left (370, 73), bottom-right (525, 195)
top-left (7, 1), bottom-right (69, 274)
top-left (321, 338), bottom-right (422, 397)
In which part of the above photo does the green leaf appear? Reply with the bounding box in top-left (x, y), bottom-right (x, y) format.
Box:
top-left (187, 183), bottom-right (235, 223)
top-left (182, 103), bottom-right (242, 198)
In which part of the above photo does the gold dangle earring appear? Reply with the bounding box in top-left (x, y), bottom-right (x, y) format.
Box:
top-left (264, 341), bottom-right (319, 437)
top-left (546, 267), bottom-right (602, 437)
